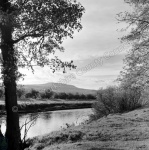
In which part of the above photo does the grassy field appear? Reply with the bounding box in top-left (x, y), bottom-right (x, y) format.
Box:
top-left (28, 106), bottom-right (149, 150)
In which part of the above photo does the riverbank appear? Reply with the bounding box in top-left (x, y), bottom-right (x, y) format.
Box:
top-left (0, 99), bottom-right (95, 114)
top-left (27, 106), bottom-right (149, 150)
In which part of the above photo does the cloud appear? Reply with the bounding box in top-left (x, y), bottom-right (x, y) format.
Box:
top-left (69, 74), bottom-right (118, 90)
top-left (19, 0), bottom-right (130, 89)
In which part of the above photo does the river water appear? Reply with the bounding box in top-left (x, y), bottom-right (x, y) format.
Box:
top-left (0, 108), bottom-right (93, 139)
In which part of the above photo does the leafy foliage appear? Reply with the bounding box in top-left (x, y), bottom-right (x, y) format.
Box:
top-left (40, 89), bottom-right (54, 99)
top-left (0, 0), bottom-right (85, 75)
top-left (25, 89), bottom-right (39, 99)
top-left (53, 92), bottom-right (96, 100)
top-left (24, 89), bottom-right (96, 100)
top-left (0, 88), bottom-right (4, 98)
top-left (91, 86), bottom-right (142, 120)
top-left (117, 0), bottom-right (149, 90)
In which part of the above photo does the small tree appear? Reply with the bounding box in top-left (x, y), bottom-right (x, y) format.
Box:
top-left (40, 89), bottom-right (54, 99)
top-left (58, 92), bottom-right (68, 99)
top-left (67, 93), bottom-right (74, 100)
top-left (25, 89), bottom-right (39, 99)
top-left (74, 92), bottom-right (80, 100)
top-left (54, 93), bottom-right (60, 99)
top-left (0, 88), bottom-right (4, 98)
top-left (80, 94), bottom-right (86, 100)
top-left (86, 94), bottom-right (96, 100)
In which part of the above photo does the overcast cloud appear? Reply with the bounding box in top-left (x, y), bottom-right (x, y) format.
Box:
top-left (19, 0), bottom-right (131, 90)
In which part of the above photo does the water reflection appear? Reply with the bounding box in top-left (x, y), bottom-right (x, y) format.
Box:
top-left (1, 117), bottom-right (6, 136)
top-left (0, 109), bottom-right (92, 138)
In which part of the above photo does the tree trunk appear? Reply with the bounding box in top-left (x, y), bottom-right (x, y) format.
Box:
top-left (4, 79), bottom-right (21, 150)
top-left (0, 6), bottom-right (21, 150)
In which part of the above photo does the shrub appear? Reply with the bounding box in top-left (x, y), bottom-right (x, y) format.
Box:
top-left (67, 93), bottom-right (74, 100)
top-left (53, 93), bottom-right (60, 99)
top-left (86, 94), bottom-right (96, 100)
top-left (58, 92), bottom-right (68, 99)
top-left (40, 89), bottom-right (54, 99)
top-left (91, 86), bottom-right (142, 120)
top-left (25, 89), bottom-right (39, 99)
top-left (0, 88), bottom-right (4, 98)
top-left (53, 92), bottom-right (96, 100)
top-left (73, 93), bottom-right (80, 99)
top-left (79, 94), bottom-right (87, 100)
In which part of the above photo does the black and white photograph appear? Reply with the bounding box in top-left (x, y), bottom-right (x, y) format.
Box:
top-left (0, 0), bottom-right (149, 150)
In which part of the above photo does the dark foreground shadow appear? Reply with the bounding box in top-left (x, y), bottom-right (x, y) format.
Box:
top-left (0, 135), bottom-right (8, 150)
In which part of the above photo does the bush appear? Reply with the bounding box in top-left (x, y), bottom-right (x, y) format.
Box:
top-left (53, 93), bottom-right (60, 99)
top-left (91, 86), bottom-right (142, 120)
top-left (25, 89), bottom-right (39, 99)
top-left (57, 92), bottom-right (68, 99)
top-left (73, 93), bottom-right (80, 100)
top-left (0, 88), bottom-right (4, 98)
top-left (79, 94), bottom-right (87, 100)
top-left (53, 92), bottom-right (96, 100)
top-left (67, 93), bottom-right (75, 100)
top-left (86, 94), bottom-right (96, 100)
top-left (40, 89), bottom-right (54, 99)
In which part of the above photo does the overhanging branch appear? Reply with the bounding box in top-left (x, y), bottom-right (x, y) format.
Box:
top-left (13, 33), bottom-right (43, 44)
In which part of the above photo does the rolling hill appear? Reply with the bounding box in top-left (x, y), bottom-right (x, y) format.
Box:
top-left (22, 82), bottom-right (97, 95)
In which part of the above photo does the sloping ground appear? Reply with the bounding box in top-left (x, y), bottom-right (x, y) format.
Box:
top-left (27, 107), bottom-right (149, 150)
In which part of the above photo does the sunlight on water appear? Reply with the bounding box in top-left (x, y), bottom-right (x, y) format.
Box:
top-left (0, 109), bottom-right (93, 139)
top-left (1, 121), bottom-right (6, 135)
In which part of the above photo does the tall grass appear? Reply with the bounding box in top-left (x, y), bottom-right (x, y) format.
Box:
top-left (91, 86), bottom-right (143, 120)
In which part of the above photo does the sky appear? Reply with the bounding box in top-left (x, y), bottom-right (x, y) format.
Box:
top-left (19, 0), bottom-right (131, 90)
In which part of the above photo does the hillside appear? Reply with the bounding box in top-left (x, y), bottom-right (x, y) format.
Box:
top-left (29, 106), bottom-right (149, 150)
top-left (22, 82), bottom-right (97, 95)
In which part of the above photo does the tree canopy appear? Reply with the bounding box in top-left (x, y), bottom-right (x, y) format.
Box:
top-left (0, 0), bottom-right (85, 74)
top-left (117, 0), bottom-right (149, 90)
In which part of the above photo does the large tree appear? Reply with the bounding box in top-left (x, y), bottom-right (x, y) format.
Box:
top-left (0, 0), bottom-right (84, 149)
top-left (117, 0), bottom-right (149, 90)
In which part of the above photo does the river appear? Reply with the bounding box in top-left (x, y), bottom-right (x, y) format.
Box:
top-left (0, 108), bottom-right (93, 139)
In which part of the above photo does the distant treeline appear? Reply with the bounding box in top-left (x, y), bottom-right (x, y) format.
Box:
top-left (0, 88), bottom-right (96, 100)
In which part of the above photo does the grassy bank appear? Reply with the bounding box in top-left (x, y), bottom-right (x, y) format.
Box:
top-left (27, 106), bottom-right (149, 150)
top-left (0, 99), bottom-right (95, 114)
